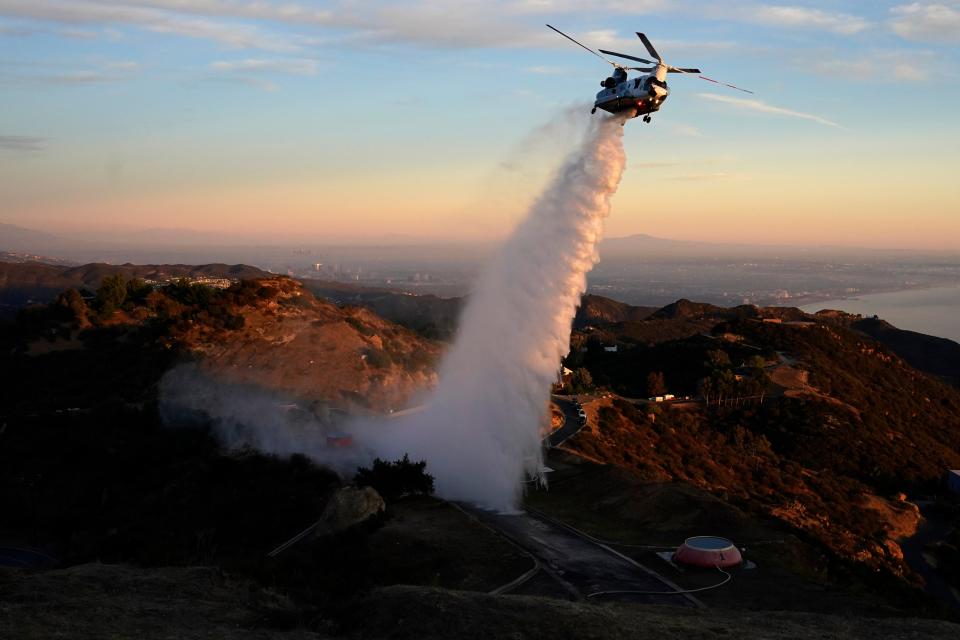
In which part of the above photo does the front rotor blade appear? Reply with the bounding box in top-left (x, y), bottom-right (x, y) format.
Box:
top-left (667, 68), bottom-right (701, 73)
top-left (598, 48), bottom-right (655, 65)
top-left (636, 33), bottom-right (661, 61)
top-left (546, 24), bottom-right (620, 68)
top-left (626, 67), bottom-right (655, 72)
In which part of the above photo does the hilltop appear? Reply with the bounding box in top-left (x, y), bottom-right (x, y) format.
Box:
top-left (0, 260), bottom-right (270, 308)
top-left (3, 274), bottom-right (439, 415)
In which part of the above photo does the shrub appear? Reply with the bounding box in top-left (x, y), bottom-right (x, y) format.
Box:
top-left (354, 454), bottom-right (434, 502)
top-left (346, 316), bottom-right (376, 337)
top-left (96, 274), bottom-right (127, 314)
top-left (363, 348), bottom-right (392, 369)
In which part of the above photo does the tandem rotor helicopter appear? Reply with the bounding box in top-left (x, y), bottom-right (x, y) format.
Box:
top-left (546, 24), bottom-right (752, 123)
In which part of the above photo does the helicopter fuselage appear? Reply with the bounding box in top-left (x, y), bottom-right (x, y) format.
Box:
top-left (594, 69), bottom-right (670, 119)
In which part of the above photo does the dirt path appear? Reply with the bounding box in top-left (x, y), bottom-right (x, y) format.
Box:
top-left (459, 504), bottom-right (700, 607)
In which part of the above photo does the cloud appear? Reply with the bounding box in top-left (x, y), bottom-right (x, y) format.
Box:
top-left (634, 161), bottom-right (678, 168)
top-left (890, 2), bottom-right (960, 43)
top-left (668, 172), bottom-right (732, 181)
top-left (740, 5), bottom-right (870, 34)
top-left (103, 60), bottom-right (140, 70)
top-left (207, 56), bottom-right (318, 89)
top-left (0, 58), bottom-right (141, 84)
top-left (0, 22), bottom-right (36, 36)
top-left (523, 65), bottom-right (568, 75)
top-left (0, 134), bottom-right (45, 151)
top-left (698, 92), bottom-right (844, 128)
top-left (210, 57), bottom-right (318, 75)
top-left (808, 49), bottom-right (934, 82)
top-left (0, 0), bottom-right (302, 52)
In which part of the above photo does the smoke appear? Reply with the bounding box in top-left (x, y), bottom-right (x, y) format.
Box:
top-left (159, 110), bottom-right (629, 511)
top-left (159, 363), bottom-right (370, 473)
top-left (354, 112), bottom-right (628, 510)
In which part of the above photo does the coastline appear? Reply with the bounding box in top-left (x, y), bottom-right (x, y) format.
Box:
top-left (798, 285), bottom-right (960, 344)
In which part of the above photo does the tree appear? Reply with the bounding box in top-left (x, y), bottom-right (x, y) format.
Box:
top-left (570, 367), bottom-right (594, 394)
top-left (53, 288), bottom-right (89, 325)
top-left (96, 275), bottom-right (127, 315)
top-left (354, 454), bottom-right (434, 502)
top-left (125, 277), bottom-right (152, 304)
top-left (705, 349), bottom-right (731, 370)
top-left (646, 371), bottom-right (667, 396)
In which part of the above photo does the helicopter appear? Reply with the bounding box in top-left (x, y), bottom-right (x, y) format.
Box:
top-left (546, 25), bottom-right (752, 123)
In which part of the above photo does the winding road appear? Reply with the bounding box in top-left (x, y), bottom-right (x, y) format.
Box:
top-left (547, 396), bottom-right (586, 448)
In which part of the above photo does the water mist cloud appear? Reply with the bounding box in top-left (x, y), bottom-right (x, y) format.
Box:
top-left (354, 112), bottom-right (628, 510)
top-left (158, 111), bottom-right (628, 511)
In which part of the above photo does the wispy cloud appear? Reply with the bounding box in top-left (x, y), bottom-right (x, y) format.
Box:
top-left (210, 57), bottom-right (318, 75)
top-left (742, 5), bottom-right (870, 34)
top-left (634, 161), bottom-right (679, 168)
top-left (523, 65), bottom-right (568, 75)
top-left (698, 92), bottom-right (844, 128)
top-left (103, 60), bottom-right (140, 70)
top-left (807, 49), bottom-right (934, 82)
top-left (0, 57), bottom-right (141, 84)
top-left (0, 134), bottom-right (45, 151)
top-left (207, 56), bottom-right (318, 90)
top-left (668, 172), bottom-right (732, 181)
top-left (0, 0), bottom-right (302, 52)
top-left (890, 2), bottom-right (960, 43)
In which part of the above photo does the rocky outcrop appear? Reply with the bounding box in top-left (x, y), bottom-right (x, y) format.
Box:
top-left (315, 486), bottom-right (385, 537)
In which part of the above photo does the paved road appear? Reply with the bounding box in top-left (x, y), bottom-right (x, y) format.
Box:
top-left (547, 396), bottom-right (585, 448)
top-left (461, 505), bottom-right (700, 607)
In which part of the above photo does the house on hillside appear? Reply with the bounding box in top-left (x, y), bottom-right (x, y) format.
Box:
top-left (948, 470), bottom-right (960, 495)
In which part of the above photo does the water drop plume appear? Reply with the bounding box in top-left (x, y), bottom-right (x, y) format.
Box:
top-left (360, 113), bottom-right (628, 510)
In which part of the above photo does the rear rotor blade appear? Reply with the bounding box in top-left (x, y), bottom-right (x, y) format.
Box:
top-left (546, 24), bottom-right (622, 68)
top-left (667, 65), bottom-right (754, 94)
top-left (598, 48), bottom-right (655, 65)
top-left (627, 67), bottom-right (655, 72)
top-left (695, 74), bottom-right (754, 94)
top-left (636, 32), bottom-right (661, 61)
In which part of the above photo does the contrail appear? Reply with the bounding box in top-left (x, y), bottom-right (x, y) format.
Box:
top-left (363, 112), bottom-right (628, 510)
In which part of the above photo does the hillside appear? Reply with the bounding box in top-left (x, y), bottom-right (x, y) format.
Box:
top-left (573, 293), bottom-right (656, 328)
top-left (849, 314), bottom-right (960, 384)
top-left (561, 295), bottom-right (960, 594)
top-left (5, 566), bottom-right (960, 639)
top-left (305, 279), bottom-right (462, 340)
top-left (3, 275), bottom-right (439, 416)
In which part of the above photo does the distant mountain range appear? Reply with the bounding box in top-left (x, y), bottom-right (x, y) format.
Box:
top-left (599, 233), bottom-right (960, 260)
top-left (4, 222), bottom-right (958, 262)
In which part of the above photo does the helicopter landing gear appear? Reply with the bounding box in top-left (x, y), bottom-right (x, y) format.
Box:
top-left (643, 115), bottom-right (652, 123)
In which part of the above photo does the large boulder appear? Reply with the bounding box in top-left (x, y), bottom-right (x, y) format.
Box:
top-left (315, 486), bottom-right (385, 536)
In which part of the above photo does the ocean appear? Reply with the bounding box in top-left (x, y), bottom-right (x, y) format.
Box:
top-left (800, 286), bottom-right (960, 344)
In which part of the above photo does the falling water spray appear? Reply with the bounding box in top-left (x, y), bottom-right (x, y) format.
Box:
top-left (361, 113), bottom-right (628, 510)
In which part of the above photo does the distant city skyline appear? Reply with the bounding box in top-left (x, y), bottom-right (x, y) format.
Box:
top-left (2, 1), bottom-right (959, 250)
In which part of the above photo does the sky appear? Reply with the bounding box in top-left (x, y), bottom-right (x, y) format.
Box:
top-left (1, 1), bottom-right (959, 250)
